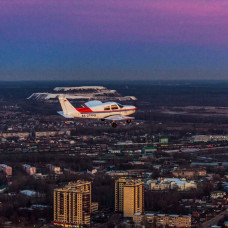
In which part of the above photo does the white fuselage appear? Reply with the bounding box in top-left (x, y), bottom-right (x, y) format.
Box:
top-left (76, 104), bottom-right (136, 119)
top-left (58, 98), bottom-right (137, 121)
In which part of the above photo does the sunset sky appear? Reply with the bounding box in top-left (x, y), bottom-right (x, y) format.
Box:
top-left (1, 0), bottom-right (228, 80)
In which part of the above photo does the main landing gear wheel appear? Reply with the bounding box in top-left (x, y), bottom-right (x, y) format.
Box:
top-left (112, 122), bottom-right (117, 128)
top-left (126, 119), bottom-right (131, 124)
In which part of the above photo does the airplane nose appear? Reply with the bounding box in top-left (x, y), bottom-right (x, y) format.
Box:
top-left (125, 105), bottom-right (137, 110)
top-left (130, 105), bottom-right (137, 110)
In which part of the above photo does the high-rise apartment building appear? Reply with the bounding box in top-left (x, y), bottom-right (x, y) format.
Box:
top-left (115, 178), bottom-right (144, 217)
top-left (53, 181), bottom-right (91, 227)
top-left (115, 178), bottom-right (127, 212)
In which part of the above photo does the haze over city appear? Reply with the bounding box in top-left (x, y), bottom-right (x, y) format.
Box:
top-left (1, 0), bottom-right (228, 81)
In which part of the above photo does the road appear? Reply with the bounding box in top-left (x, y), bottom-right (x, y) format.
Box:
top-left (202, 210), bottom-right (227, 228)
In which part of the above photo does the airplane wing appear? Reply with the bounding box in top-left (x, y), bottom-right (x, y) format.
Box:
top-left (104, 115), bottom-right (135, 121)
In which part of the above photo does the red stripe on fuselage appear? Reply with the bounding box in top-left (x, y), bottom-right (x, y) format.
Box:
top-left (95, 108), bottom-right (137, 113)
top-left (76, 107), bottom-right (93, 113)
top-left (78, 108), bottom-right (136, 114)
top-left (76, 107), bottom-right (137, 114)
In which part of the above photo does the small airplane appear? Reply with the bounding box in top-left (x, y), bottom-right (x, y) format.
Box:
top-left (58, 97), bottom-right (137, 128)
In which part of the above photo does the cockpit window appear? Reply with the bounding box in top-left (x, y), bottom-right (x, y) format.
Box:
top-left (111, 105), bottom-right (119, 110)
top-left (104, 106), bottom-right (110, 111)
top-left (117, 103), bottom-right (124, 108)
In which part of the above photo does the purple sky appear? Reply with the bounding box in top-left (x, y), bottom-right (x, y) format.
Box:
top-left (0, 0), bottom-right (228, 80)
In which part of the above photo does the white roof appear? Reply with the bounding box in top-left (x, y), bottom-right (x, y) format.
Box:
top-left (165, 178), bottom-right (188, 185)
top-left (146, 213), bottom-right (155, 216)
top-left (134, 213), bottom-right (142, 216)
top-left (20, 190), bottom-right (37, 196)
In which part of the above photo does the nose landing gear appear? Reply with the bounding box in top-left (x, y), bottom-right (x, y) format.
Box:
top-left (126, 119), bottom-right (131, 124)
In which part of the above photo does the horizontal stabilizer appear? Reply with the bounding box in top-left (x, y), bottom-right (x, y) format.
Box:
top-left (57, 111), bottom-right (74, 118)
top-left (104, 115), bottom-right (135, 121)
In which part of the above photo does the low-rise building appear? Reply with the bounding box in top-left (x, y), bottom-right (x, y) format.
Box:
top-left (133, 213), bottom-right (191, 227)
top-left (106, 170), bottom-right (128, 177)
top-left (22, 164), bottom-right (36, 176)
top-left (47, 164), bottom-right (61, 174)
top-left (143, 146), bottom-right (157, 154)
top-left (20, 190), bottom-right (38, 197)
top-left (129, 161), bottom-right (145, 165)
top-left (173, 169), bottom-right (206, 178)
top-left (35, 130), bottom-right (70, 138)
top-left (210, 191), bottom-right (226, 200)
top-left (34, 173), bottom-right (48, 180)
top-left (91, 202), bottom-right (99, 214)
top-left (0, 164), bottom-right (12, 177)
top-left (0, 132), bottom-right (30, 138)
top-left (191, 135), bottom-right (228, 142)
top-left (148, 178), bottom-right (197, 191)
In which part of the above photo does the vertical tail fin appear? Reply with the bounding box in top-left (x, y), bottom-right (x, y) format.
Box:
top-left (58, 97), bottom-right (80, 117)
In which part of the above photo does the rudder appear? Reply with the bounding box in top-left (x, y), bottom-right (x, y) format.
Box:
top-left (58, 97), bottom-right (80, 117)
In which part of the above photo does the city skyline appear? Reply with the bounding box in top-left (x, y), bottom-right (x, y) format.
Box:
top-left (1, 0), bottom-right (228, 81)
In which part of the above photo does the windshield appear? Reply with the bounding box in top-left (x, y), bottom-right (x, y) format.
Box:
top-left (117, 103), bottom-right (124, 108)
